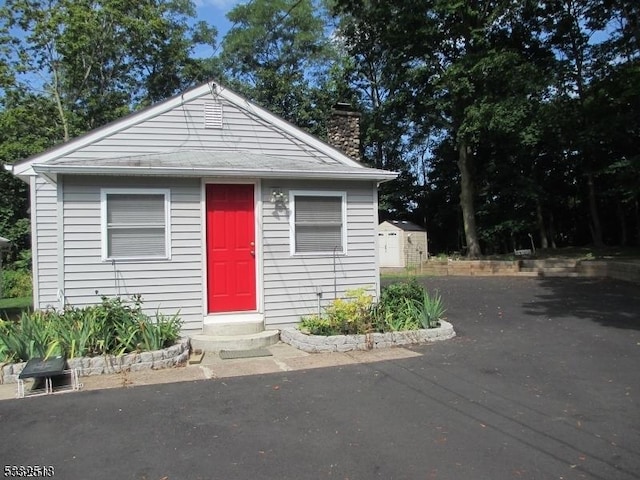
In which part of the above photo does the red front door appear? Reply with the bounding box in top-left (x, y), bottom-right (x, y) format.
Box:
top-left (206, 184), bottom-right (256, 313)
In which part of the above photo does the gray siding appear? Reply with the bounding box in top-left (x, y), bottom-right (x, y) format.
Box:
top-left (29, 86), bottom-right (384, 333)
top-left (261, 180), bottom-right (379, 327)
top-left (32, 177), bottom-right (59, 308)
top-left (61, 97), bottom-right (340, 165)
top-left (61, 176), bottom-right (204, 332)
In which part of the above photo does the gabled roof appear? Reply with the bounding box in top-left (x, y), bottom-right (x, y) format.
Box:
top-left (7, 81), bottom-right (397, 183)
top-left (380, 220), bottom-right (426, 232)
top-left (33, 150), bottom-right (392, 181)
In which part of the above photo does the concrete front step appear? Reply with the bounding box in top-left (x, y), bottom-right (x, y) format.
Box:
top-left (202, 319), bottom-right (265, 336)
top-left (191, 330), bottom-right (280, 352)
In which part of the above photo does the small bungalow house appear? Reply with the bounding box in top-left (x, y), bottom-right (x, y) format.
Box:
top-left (378, 220), bottom-right (428, 268)
top-left (6, 81), bottom-right (396, 349)
top-left (0, 236), bottom-right (9, 297)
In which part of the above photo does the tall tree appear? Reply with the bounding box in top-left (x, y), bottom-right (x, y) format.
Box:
top-left (220, 0), bottom-right (335, 135)
top-left (0, 90), bottom-right (63, 261)
top-left (540, 0), bottom-right (639, 247)
top-left (0, 0), bottom-right (216, 139)
top-left (333, 0), bottom-right (551, 257)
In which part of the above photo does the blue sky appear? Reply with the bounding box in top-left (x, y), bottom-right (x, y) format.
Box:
top-left (195, 0), bottom-right (241, 40)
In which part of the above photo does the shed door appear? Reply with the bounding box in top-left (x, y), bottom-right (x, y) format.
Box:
top-left (379, 231), bottom-right (402, 267)
top-left (206, 184), bottom-right (256, 313)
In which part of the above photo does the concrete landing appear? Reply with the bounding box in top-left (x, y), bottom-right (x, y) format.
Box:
top-left (190, 329), bottom-right (280, 352)
top-left (0, 342), bottom-right (423, 400)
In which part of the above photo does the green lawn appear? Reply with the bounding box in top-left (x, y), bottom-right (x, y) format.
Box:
top-left (0, 296), bottom-right (32, 320)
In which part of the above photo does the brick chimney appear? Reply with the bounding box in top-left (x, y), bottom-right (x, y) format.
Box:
top-left (327, 103), bottom-right (361, 161)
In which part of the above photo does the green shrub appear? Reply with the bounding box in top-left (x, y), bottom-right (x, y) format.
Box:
top-left (0, 311), bottom-right (58, 362)
top-left (405, 290), bottom-right (446, 329)
top-left (299, 281), bottom-right (447, 337)
top-left (301, 288), bottom-right (375, 335)
top-left (1, 269), bottom-right (33, 299)
top-left (0, 295), bottom-right (183, 363)
top-left (375, 279), bottom-right (426, 331)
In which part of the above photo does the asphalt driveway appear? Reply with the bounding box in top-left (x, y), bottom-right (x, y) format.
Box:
top-left (1, 276), bottom-right (639, 480)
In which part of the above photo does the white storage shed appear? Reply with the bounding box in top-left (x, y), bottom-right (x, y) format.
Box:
top-left (378, 221), bottom-right (428, 268)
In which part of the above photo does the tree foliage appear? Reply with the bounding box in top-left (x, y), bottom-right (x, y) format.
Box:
top-left (331, 0), bottom-right (640, 254)
top-left (0, 0), bottom-right (216, 138)
top-left (220, 0), bottom-right (336, 135)
top-left (0, 0), bottom-right (216, 268)
top-left (1, 0), bottom-right (639, 265)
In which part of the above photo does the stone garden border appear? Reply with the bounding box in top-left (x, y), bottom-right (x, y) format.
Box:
top-left (0, 338), bottom-right (190, 384)
top-left (280, 320), bottom-right (456, 353)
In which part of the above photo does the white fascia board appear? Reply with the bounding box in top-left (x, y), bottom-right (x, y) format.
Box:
top-left (32, 164), bottom-right (399, 181)
top-left (215, 85), bottom-right (364, 169)
top-left (2, 163), bottom-right (31, 183)
top-left (10, 83), bottom-right (215, 176)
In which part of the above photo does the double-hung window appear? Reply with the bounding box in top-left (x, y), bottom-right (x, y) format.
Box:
top-left (290, 191), bottom-right (346, 255)
top-left (101, 189), bottom-right (170, 260)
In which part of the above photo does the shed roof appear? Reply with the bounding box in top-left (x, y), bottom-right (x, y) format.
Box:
top-left (381, 220), bottom-right (426, 232)
top-left (0, 236), bottom-right (9, 247)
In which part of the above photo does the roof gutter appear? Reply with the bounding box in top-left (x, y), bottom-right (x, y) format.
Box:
top-left (32, 164), bottom-right (399, 182)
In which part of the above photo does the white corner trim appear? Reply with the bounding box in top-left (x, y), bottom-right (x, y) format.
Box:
top-left (57, 178), bottom-right (65, 309)
top-left (373, 181), bottom-right (381, 299)
top-left (29, 177), bottom-right (40, 309)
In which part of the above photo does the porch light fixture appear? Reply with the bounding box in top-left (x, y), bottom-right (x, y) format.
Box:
top-left (270, 188), bottom-right (288, 205)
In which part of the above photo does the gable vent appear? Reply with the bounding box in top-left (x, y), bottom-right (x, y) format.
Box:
top-left (204, 101), bottom-right (223, 129)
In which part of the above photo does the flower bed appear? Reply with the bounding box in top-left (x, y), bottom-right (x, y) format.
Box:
top-left (281, 320), bottom-right (456, 353)
top-left (0, 338), bottom-right (190, 384)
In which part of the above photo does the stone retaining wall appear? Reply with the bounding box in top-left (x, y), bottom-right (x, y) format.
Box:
top-left (0, 338), bottom-right (190, 384)
top-left (578, 260), bottom-right (640, 284)
top-left (280, 320), bottom-right (456, 353)
top-left (385, 260), bottom-right (522, 277)
top-left (383, 259), bottom-right (640, 283)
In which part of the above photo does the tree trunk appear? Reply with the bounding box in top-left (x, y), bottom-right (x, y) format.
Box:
top-left (617, 202), bottom-right (627, 246)
top-left (457, 141), bottom-right (482, 258)
top-left (586, 172), bottom-right (604, 247)
top-left (535, 198), bottom-right (549, 249)
top-left (635, 198), bottom-right (640, 246)
top-left (548, 211), bottom-right (557, 248)
top-left (51, 64), bottom-right (70, 142)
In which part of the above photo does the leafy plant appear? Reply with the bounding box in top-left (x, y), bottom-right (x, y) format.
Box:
top-left (406, 290), bottom-right (446, 329)
top-left (375, 279), bottom-right (426, 332)
top-left (300, 315), bottom-right (336, 336)
top-left (300, 288), bottom-right (375, 335)
top-left (0, 311), bottom-right (58, 362)
top-left (0, 295), bottom-right (182, 363)
top-left (1, 268), bottom-right (32, 298)
top-left (299, 282), bottom-right (447, 336)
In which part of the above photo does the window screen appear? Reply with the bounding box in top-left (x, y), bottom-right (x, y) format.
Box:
top-left (293, 194), bottom-right (344, 254)
top-left (104, 192), bottom-right (168, 259)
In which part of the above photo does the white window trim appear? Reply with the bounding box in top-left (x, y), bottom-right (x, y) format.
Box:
top-left (289, 190), bottom-right (347, 256)
top-left (100, 188), bottom-right (171, 261)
